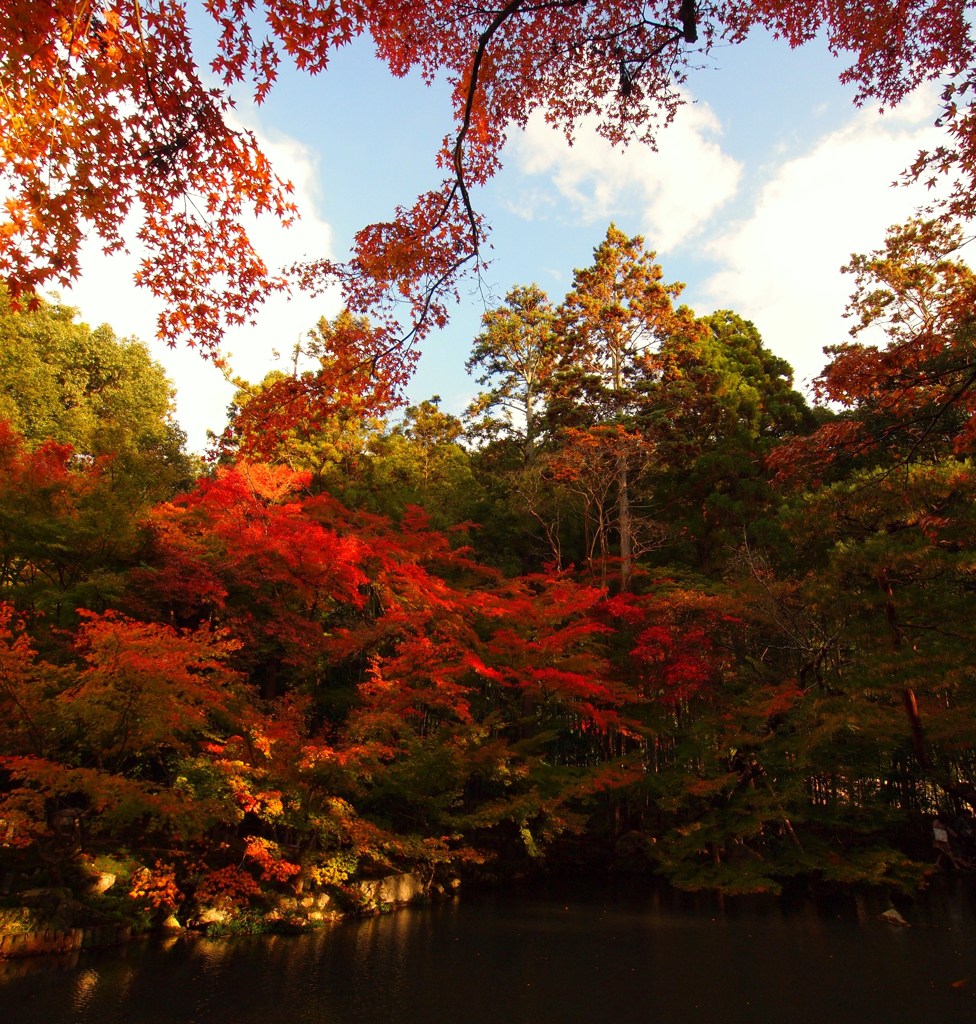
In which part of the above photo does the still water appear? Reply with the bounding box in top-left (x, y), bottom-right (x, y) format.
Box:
top-left (2, 881), bottom-right (975, 1024)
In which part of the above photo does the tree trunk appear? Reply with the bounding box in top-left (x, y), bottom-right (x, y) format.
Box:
top-left (612, 343), bottom-right (632, 592)
top-left (901, 686), bottom-right (931, 770)
top-left (617, 452), bottom-right (632, 592)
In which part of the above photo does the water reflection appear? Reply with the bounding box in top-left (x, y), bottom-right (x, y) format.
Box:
top-left (2, 882), bottom-right (975, 1024)
top-left (71, 968), bottom-right (99, 1015)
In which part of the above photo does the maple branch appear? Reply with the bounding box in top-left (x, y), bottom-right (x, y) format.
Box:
top-left (453, 0), bottom-right (527, 258)
top-left (131, 0), bottom-right (164, 117)
top-left (399, 249), bottom-right (480, 352)
top-left (899, 621), bottom-right (972, 641)
top-left (453, 0), bottom-right (597, 241)
top-left (900, 365), bottom-right (976, 463)
top-left (837, 363), bottom-right (976, 481)
top-left (382, 1), bottom-right (581, 354)
top-left (0, 666), bottom-right (47, 758)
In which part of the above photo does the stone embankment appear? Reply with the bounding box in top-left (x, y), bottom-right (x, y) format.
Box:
top-left (0, 871), bottom-right (437, 958)
top-left (0, 923), bottom-right (132, 957)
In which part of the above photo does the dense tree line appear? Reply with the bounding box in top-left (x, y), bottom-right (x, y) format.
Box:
top-left (1, 217), bottom-right (974, 936)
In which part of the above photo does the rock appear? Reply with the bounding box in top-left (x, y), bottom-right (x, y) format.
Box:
top-left (880, 908), bottom-right (910, 927)
top-left (195, 907), bottom-right (232, 927)
top-left (159, 914), bottom-right (183, 932)
top-left (20, 887), bottom-right (69, 906)
top-left (85, 872), bottom-right (116, 896)
top-left (358, 873), bottom-right (424, 907)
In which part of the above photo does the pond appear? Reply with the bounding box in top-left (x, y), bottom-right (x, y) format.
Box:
top-left (2, 879), bottom-right (975, 1024)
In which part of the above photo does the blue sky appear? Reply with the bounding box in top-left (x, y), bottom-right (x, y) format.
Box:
top-left (61, 15), bottom-right (946, 452)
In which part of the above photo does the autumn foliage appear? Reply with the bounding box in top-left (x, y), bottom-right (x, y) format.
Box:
top-left (5, 3), bottom-right (976, 922)
top-left (4, 1), bottom-right (976, 361)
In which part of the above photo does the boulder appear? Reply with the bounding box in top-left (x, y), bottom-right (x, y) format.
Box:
top-left (85, 872), bottom-right (116, 896)
top-left (357, 873), bottom-right (424, 906)
top-left (195, 907), bottom-right (232, 928)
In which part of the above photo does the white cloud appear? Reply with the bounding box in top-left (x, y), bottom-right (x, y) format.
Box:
top-left (506, 97), bottom-right (743, 252)
top-left (60, 124), bottom-right (340, 453)
top-left (698, 88), bottom-right (945, 390)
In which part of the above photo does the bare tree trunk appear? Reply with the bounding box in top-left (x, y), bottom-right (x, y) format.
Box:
top-left (902, 686), bottom-right (930, 770)
top-left (612, 344), bottom-right (632, 592)
top-left (617, 452), bottom-right (632, 591)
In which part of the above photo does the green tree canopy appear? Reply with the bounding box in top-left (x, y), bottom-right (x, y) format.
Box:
top-left (0, 288), bottom-right (192, 504)
top-left (371, 397), bottom-right (482, 531)
top-left (639, 310), bottom-right (817, 571)
top-left (465, 284), bottom-right (558, 455)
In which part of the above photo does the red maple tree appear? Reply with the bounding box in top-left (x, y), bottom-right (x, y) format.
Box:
top-left (4, 2), bottom-right (972, 366)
